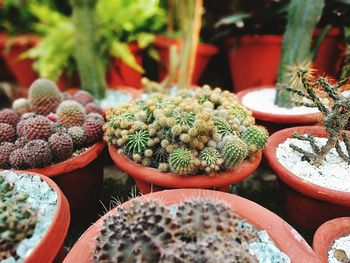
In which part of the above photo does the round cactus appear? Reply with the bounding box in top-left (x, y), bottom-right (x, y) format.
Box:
top-left (221, 136), bottom-right (248, 170)
top-left (22, 116), bottom-right (52, 141)
top-left (73, 90), bottom-right (94, 105)
top-left (86, 112), bottom-right (104, 123)
top-left (242, 125), bottom-right (269, 153)
top-left (12, 98), bottom-right (30, 115)
top-left (22, 140), bottom-right (52, 168)
top-left (0, 109), bottom-right (19, 127)
top-left (213, 116), bottom-right (232, 137)
top-left (0, 123), bottom-right (16, 143)
top-left (199, 147), bottom-right (222, 174)
top-left (67, 126), bottom-right (87, 149)
top-left (83, 119), bottom-right (104, 144)
top-left (85, 102), bottom-right (104, 116)
top-left (28, 78), bottom-right (62, 116)
top-left (14, 137), bottom-right (28, 149)
top-left (57, 100), bottom-right (85, 128)
top-left (48, 133), bottom-right (73, 161)
top-left (9, 149), bottom-right (27, 169)
top-left (20, 112), bottom-right (37, 121)
top-left (169, 148), bottom-right (196, 175)
top-left (0, 142), bottom-right (16, 168)
top-left (50, 121), bottom-right (67, 134)
top-left (125, 130), bottom-right (149, 155)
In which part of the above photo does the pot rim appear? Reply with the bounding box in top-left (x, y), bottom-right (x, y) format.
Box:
top-left (108, 144), bottom-right (262, 188)
top-left (64, 189), bottom-right (318, 263)
top-left (313, 217), bottom-right (350, 263)
top-left (236, 86), bottom-right (322, 124)
top-left (264, 126), bottom-right (350, 207)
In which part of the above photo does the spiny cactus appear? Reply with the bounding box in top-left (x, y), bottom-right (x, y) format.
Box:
top-left (169, 148), bottom-right (197, 175)
top-left (67, 126), bottom-right (87, 149)
top-left (0, 176), bottom-right (37, 260)
top-left (14, 137), bottom-right (28, 149)
top-left (22, 115), bottom-right (52, 141)
top-left (57, 100), bottom-right (86, 128)
top-left (73, 90), bottom-right (94, 105)
top-left (0, 123), bottom-right (16, 143)
top-left (48, 133), bottom-right (73, 161)
top-left (22, 140), bottom-right (52, 168)
top-left (9, 149), bottom-right (28, 170)
top-left (105, 86), bottom-right (265, 176)
top-left (221, 136), bottom-right (248, 170)
top-left (0, 142), bottom-right (16, 169)
top-left (12, 98), bottom-right (30, 116)
top-left (93, 198), bottom-right (259, 263)
top-left (28, 78), bottom-right (62, 115)
top-left (242, 126), bottom-right (269, 154)
top-left (85, 102), bottom-right (104, 116)
top-left (0, 109), bottom-right (19, 127)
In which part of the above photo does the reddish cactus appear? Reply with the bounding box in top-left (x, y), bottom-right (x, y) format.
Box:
top-left (22, 139), bottom-right (52, 168)
top-left (57, 100), bottom-right (85, 128)
top-left (0, 109), bottom-right (19, 127)
top-left (0, 123), bottom-right (16, 143)
top-left (22, 116), bottom-right (52, 141)
top-left (83, 119), bottom-right (103, 143)
top-left (0, 142), bottom-right (16, 168)
top-left (48, 133), bottom-right (73, 161)
top-left (73, 90), bottom-right (94, 105)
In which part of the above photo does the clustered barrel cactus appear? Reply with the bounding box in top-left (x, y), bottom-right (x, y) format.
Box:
top-left (104, 86), bottom-right (268, 176)
top-left (0, 78), bottom-right (105, 169)
top-left (94, 198), bottom-right (259, 262)
top-left (0, 176), bottom-right (37, 260)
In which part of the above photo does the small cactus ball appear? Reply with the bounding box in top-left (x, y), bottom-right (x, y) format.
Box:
top-left (0, 142), bottom-right (16, 168)
top-left (22, 115), bottom-right (52, 141)
top-left (28, 78), bottom-right (62, 116)
top-left (242, 125), bottom-right (269, 153)
top-left (83, 119), bottom-right (104, 143)
top-left (57, 100), bottom-right (85, 128)
top-left (73, 90), bottom-right (94, 105)
top-left (12, 98), bottom-right (30, 115)
top-left (0, 109), bottom-right (19, 127)
top-left (9, 149), bottom-right (27, 169)
top-left (85, 102), bottom-right (104, 116)
top-left (169, 148), bottom-right (196, 176)
top-left (67, 126), bottom-right (87, 149)
top-left (0, 123), bottom-right (16, 143)
top-left (22, 139), bottom-right (52, 168)
top-left (221, 136), bottom-right (248, 170)
top-left (48, 133), bottom-right (73, 161)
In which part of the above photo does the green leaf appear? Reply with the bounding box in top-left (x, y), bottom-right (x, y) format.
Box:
top-left (110, 41), bottom-right (144, 73)
top-left (214, 12), bottom-right (252, 28)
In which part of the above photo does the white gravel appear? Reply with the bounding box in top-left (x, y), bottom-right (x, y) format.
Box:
top-left (241, 88), bottom-right (319, 115)
top-left (276, 136), bottom-right (350, 192)
top-left (329, 234), bottom-right (350, 263)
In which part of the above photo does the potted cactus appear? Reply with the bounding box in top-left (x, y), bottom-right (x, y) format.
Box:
top-left (0, 78), bottom-right (106, 223)
top-left (264, 66), bottom-right (350, 230)
top-left (0, 170), bottom-right (70, 263)
top-left (313, 217), bottom-right (350, 263)
top-left (104, 85), bottom-right (267, 194)
top-left (64, 189), bottom-right (318, 263)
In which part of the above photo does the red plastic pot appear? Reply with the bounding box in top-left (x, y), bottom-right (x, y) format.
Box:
top-left (313, 217), bottom-right (350, 263)
top-left (11, 171), bottom-right (70, 263)
top-left (108, 144), bottom-right (262, 194)
top-left (64, 188), bottom-right (319, 263)
top-left (264, 126), bottom-right (350, 231)
top-left (22, 141), bottom-right (106, 224)
top-left (154, 35), bottom-right (218, 84)
top-left (236, 86), bottom-right (321, 134)
top-left (107, 42), bottom-right (143, 89)
top-left (226, 35), bottom-right (282, 92)
top-left (1, 35), bottom-right (39, 88)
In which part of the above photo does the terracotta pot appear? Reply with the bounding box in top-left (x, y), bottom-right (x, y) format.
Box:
top-left (154, 35), bottom-right (218, 85)
top-left (108, 144), bottom-right (262, 194)
top-left (22, 141), bottom-right (106, 224)
top-left (107, 42), bottom-right (143, 89)
top-left (226, 35), bottom-right (282, 92)
top-left (12, 171), bottom-right (70, 263)
top-left (313, 217), bottom-right (350, 263)
top-left (64, 189), bottom-right (319, 263)
top-left (1, 34), bottom-right (39, 88)
top-left (236, 86), bottom-right (321, 134)
top-left (264, 126), bottom-right (350, 231)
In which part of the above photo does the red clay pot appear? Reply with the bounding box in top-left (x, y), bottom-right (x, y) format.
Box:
top-left (154, 35), bottom-right (218, 84)
top-left (1, 35), bottom-right (39, 88)
top-left (108, 144), bottom-right (262, 194)
top-left (226, 35), bottom-right (282, 92)
top-left (236, 86), bottom-right (322, 134)
top-left (64, 189), bottom-right (319, 263)
top-left (264, 126), bottom-right (350, 231)
top-left (12, 171), bottom-right (70, 263)
top-left (23, 141), bottom-right (106, 224)
top-left (107, 42), bottom-right (143, 89)
top-left (313, 217), bottom-right (350, 263)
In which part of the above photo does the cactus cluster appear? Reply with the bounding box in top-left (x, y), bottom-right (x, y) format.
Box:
top-left (93, 198), bottom-right (259, 263)
top-left (0, 176), bottom-right (37, 260)
top-left (0, 78), bottom-right (105, 169)
top-left (104, 85), bottom-right (268, 176)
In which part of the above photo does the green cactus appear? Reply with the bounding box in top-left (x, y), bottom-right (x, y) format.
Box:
top-left (199, 147), bottom-right (222, 174)
top-left (242, 125), bottom-right (269, 154)
top-left (125, 130), bottom-right (150, 155)
top-left (172, 109), bottom-right (196, 127)
top-left (214, 116), bottom-right (233, 137)
top-left (56, 100), bottom-right (86, 128)
top-left (222, 136), bottom-right (248, 170)
top-left (169, 148), bottom-right (196, 175)
top-left (231, 105), bottom-right (253, 125)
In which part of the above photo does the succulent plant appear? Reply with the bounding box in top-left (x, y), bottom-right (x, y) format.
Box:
top-left (83, 119), bottom-right (104, 143)
top-left (0, 109), bottom-right (19, 127)
top-left (86, 112), bottom-right (105, 123)
top-left (28, 78), bottom-right (62, 116)
top-left (22, 139), bottom-right (52, 168)
top-left (85, 102), bottom-right (104, 116)
top-left (14, 137), bottom-right (28, 149)
top-left (67, 126), bottom-right (87, 149)
top-left (9, 149), bottom-right (28, 169)
top-left (242, 125), bottom-right (269, 154)
top-left (0, 176), bottom-right (37, 260)
top-left (48, 133), bottom-right (73, 161)
top-left (93, 198), bottom-right (259, 263)
top-left (22, 115), bottom-right (52, 141)
top-left (105, 85), bottom-right (267, 176)
top-left (0, 123), bottom-right (16, 143)
top-left (12, 98), bottom-right (30, 116)
top-left (73, 90), bottom-right (94, 105)
top-left (221, 136), bottom-right (248, 170)
top-left (0, 142), bottom-right (16, 169)
top-left (57, 100), bottom-right (86, 128)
